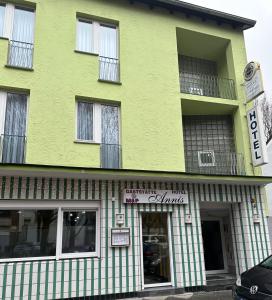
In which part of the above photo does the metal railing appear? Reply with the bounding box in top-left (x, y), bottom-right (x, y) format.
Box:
top-left (101, 143), bottom-right (121, 169)
top-left (0, 134), bottom-right (26, 164)
top-left (99, 56), bottom-right (120, 82)
top-left (185, 150), bottom-right (245, 175)
top-left (7, 40), bottom-right (34, 69)
top-left (180, 73), bottom-right (236, 100)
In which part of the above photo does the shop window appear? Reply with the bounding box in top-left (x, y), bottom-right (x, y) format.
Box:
top-left (62, 211), bottom-right (96, 255)
top-left (0, 202), bottom-right (100, 262)
top-left (0, 210), bottom-right (57, 259)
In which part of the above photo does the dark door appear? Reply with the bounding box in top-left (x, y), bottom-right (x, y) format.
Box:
top-left (201, 220), bottom-right (225, 272)
top-left (142, 213), bottom-right (171, 285)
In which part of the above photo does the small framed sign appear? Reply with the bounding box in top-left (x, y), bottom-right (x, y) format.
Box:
top-left (111, 228), bottom-right (130, 247)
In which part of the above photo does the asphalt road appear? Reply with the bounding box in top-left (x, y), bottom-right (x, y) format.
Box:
top-left (125, 290), bottom-right (233, 300)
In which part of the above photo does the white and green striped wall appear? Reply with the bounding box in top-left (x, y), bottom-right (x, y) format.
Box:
top-left (0, 176), bottom-right (270, 299)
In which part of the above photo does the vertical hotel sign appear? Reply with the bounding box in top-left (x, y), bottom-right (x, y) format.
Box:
top-left (247, 106), bottom-right (268, 167)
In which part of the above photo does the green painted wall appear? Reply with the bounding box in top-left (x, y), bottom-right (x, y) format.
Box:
top-left (0, 0), bottom-right (254, 174)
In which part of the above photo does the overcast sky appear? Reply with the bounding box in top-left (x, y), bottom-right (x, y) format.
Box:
top-left (184, 0), bottom-right (272, 99)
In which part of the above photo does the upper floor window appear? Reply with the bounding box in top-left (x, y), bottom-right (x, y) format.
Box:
top-left (0, 4), bottom-right (35, 69)
top-left (76, 100), bottom-right (121, 168)
top-left (0, 4), bottom-right (5, 36)
top-left (76, 18), bottom-right (119, 82)
top-left (0, 91), bottom-right (28, 164)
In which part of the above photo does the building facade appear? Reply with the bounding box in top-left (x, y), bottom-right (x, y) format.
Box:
top-left (0, 0), bottom-right (271, 299)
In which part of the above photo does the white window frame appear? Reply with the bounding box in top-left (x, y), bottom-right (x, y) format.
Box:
top-left (198, 150), bottom-right (216, 167)
top-left (75, 100), bottom-right (120, 145)
top-left (0, 91), bottom-right (29, 162)
top-left (0, 200), bottom-right (100, 263)
top-left (1, 4), bottom-right (35, 40)
top-left (76, 17), bottom-right (118, 57)
top-left (75, 101), bottom-right (101, 144)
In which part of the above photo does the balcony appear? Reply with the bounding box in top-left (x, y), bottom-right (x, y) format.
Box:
top-left (99, 56), bottom-right (120, 82)
top-left (0, 134), bottom-right (26, 164)
top-left (185, 150), bottom-right (245, 175)
top-left (101, 143), bottom-right (121, 169)
top-left (7, 40), bottom-right (34, 69)
top-left (180, 73), bottom-right (236, 100)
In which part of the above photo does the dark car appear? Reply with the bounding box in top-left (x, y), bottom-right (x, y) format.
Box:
top-left (233, 255), bottom-right (272, 299)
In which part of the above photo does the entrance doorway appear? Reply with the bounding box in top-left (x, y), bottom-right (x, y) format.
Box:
top-left (201, 219), bottom-right (227, 274)
top-left (141, 212), bottom-right (172, 287)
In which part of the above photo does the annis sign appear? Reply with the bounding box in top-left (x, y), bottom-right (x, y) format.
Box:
top-left (247, 106), bottom-right (268, 167)
top-left (123, 189), bottom-right (188, 204)
top-left (244, 62), bottom-right (264, 102)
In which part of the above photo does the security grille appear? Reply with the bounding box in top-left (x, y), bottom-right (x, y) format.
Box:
top-left (183, 115), bottom-right (245, 175)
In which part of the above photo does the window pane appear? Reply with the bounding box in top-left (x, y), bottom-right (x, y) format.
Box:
top-left (2, 93), bottom-right (27, 163)
top-left (62, 211), bottom-right (96, 254)
top-left (0, 210), bottom-right (57, 259)
top-left (0, 5), bottom-right (5, 37)
top-left (13, 7), bottom-right (35, 43)
top-left (77, 20), bottom-right (92, 53)
top-left (99, 25), bottom-right (117, 58)
top-left (77, 102), bottom-right (93, 141)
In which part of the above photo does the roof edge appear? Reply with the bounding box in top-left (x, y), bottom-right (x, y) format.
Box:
top-left (131, 0), bottom-right (256, 30)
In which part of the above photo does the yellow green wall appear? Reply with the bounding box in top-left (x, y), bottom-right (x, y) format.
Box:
top-left (0, 0), bottom-right (254, 174)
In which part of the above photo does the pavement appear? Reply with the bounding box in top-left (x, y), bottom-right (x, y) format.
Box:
top-left (124, 290), bottom-right (232, 300)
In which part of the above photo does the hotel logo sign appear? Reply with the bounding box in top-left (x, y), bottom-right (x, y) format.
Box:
top-left (123, 189), bottom-right (188, 204)
top-left (244, 62), bottom-right (264, 102)
top-left (247, 106), bottom-right (268, 167)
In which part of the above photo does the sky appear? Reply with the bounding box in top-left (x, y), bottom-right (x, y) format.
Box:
top-left (183, 0), bottom-right (272, 100)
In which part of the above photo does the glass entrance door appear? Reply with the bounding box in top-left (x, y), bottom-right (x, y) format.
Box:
top-left (141, 213), bottom-right (171, 286)
top-left (201, 220), bottom-right (227, 274)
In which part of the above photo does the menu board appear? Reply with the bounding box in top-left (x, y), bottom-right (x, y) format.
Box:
top-left (111, 228), bottom-right (130, 247)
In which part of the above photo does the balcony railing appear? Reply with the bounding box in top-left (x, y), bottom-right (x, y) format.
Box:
top-left (99, 56), bottom-right (120, 82)
top-left (7, 40), bottom-right (34, 69)
top-left (0, 134), bottom-right (26, 164)
top-left (180, 73), bottom-right (236, 100)
top-left (101, 143), bottom-right (121, 169)
top-left (185, 150), bottom-right (245, 175)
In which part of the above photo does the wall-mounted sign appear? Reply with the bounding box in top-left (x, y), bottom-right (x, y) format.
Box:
top-left (123, 189), bottom-right (188, 205)
top-left (247, 106), bottom-right (268, 167)
top-left (244, 62), bottom-right (264, 102)
top-left (111, 228), bottom-right (130, 247)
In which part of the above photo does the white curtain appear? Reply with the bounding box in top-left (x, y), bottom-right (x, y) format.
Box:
top-left (0, 5), bottom-right (5, 37)
top-left (2, 93), bottom-right (27, 163)
top-left (99, 25), bottom-right (117, 58)
top-left (99, 25), bottom-right (119, 81)
top-left (9, 8), bottom-right (35, 68)
top-left (77, 20), bottom-right (92, 53)
top-left (101, 105), bottom-right (120, 168)
top-left (77, 102), bottom-right (93, 141)
top-left (12, 8), bottom-right (35, 43)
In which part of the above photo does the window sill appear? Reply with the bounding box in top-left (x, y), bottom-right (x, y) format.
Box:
top-left (98, 79), bottom-right (122, 85)
top-left (74, 140), bottom-right (100, 145)
top-left (0, 254), bottom-right (99, 263)
top-left (74, 49), bottom-right (99, 56)
top-left (5, 64), bottom-right (34, 71)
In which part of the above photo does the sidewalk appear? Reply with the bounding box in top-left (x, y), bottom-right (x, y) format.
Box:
top-left (124, 290), bottom-right (232, 300)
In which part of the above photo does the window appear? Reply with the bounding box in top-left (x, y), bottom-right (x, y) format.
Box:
top-left (0, 91), bottom-right (28, 164)
top-left (1, 4), bottom-right (35, 69)
top-left (0, 210), bottom-right (57, 259)
top-left (76, 18), bottom-right (119, 82)
top-left (0, 4), bottom-right (5, 37)
top-left (76, 101), bottom-right (121, 168)
top-left (62, 211), bottom-right (96, 254)
top-left (0, 202), bottom-right (99, 261)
